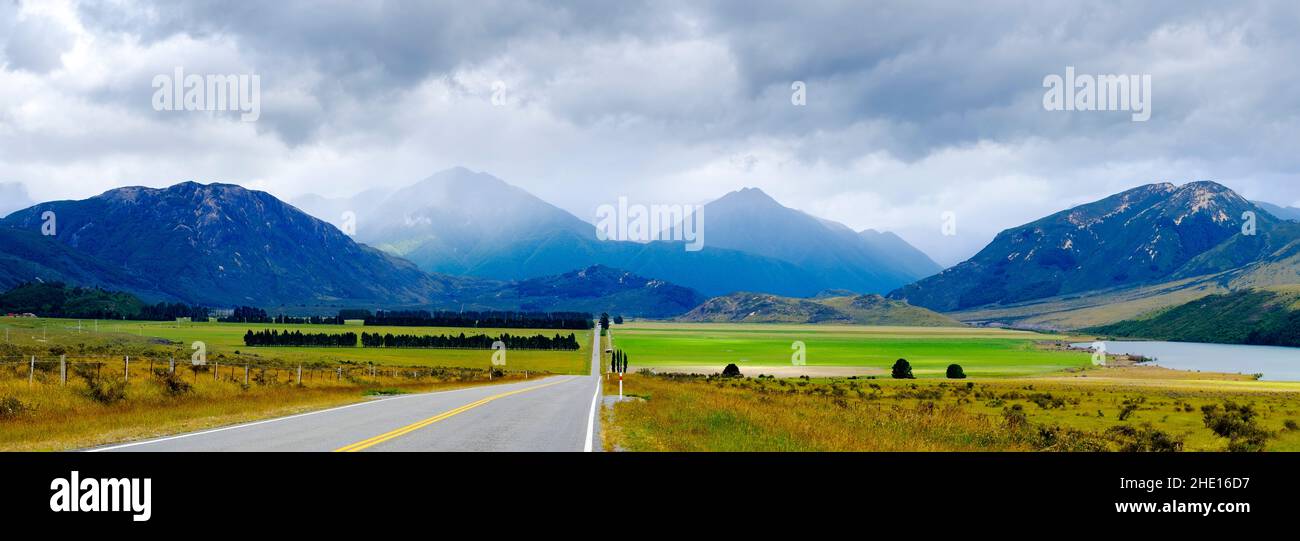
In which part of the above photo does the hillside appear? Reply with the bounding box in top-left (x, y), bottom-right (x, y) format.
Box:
top-left (1086, 288), bottom-right (1300, 347)
top-left (679, 292), bottom-right (961, 326)
top-left (0, 182), bottom-right (458, 307)
top-left (294, 169), bottom-right (940, 296)
top-left (496, 265), bottom-right (705, 318)
top-left (891, 181), bottom-right (1289, 312)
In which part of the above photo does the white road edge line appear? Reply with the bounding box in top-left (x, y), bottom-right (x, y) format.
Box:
top-left (87, 380), bottom-right (542, 452)
top-left (584, 377), bottom-right (600, 452)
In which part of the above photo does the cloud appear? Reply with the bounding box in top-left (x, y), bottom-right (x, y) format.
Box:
top-left (1, 0), bottom-right (1299, 265)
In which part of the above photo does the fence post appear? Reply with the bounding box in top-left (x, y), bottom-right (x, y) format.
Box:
top-left (297, 365), bottom-right (302, 385)
top-left (28, 356), bottom-right (35, 386)
top-left (60, 355), bottom-right (66, 385)
top-left (244, 364), bottom-right (249, 385)
top-left (214, 360), bottom-right (219, 381)
top-left (124, 355), bottom-right (129, 383)
top-left (169, 357), bottom-right (175, 374)
top-left (336, 368), bottom-right (341, 381)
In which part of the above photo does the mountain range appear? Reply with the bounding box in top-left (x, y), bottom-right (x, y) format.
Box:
top-left (292, 168), bottom-right (940, 297)
top-left (0, 183), bottom-right (695, 317)
top-left (3, 172), bottom-right (1297, 332)
top-left (680, 291), bottom-right (960, 326)
top-left (890, 181), bottom-right (1295, 312)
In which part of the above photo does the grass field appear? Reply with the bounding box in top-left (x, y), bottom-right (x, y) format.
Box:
top-left (611, 321), bottom-right (1090, 377)
top-left (0, 316), bottom-right (590, 450)
top-left (602, 372), bottom-right (1300, 452)
top-left (1, 318), bottom-right (592, 375)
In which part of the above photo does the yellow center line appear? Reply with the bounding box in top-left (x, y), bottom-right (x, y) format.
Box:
top-left (333, 378), bottom-right (573, 452)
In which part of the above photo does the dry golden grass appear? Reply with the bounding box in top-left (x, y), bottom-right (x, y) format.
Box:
top-left (602, 373), bottom-right (1300, 452)
top-left (0, 367), bottom-right (530, 451)
top-left (602, 374), bottom-right (1030, 452)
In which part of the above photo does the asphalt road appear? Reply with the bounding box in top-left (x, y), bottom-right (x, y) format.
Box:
top-left (92, 324), bottom-right (605, 452)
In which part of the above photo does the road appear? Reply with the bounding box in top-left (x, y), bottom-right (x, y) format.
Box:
top-left (92, 324), bottom-right (604, 452)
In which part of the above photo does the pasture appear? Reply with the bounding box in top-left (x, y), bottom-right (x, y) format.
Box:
top-left (611, 321), bottom-right (1091, 378)
top-left (0, 318), bottom-right (591, 375)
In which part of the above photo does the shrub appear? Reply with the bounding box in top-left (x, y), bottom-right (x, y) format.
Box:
top-left (945, 364), bottom-right (966, 379)
top-left (155, 370), bottom-right (193, 397)
top-left (721, 364), bottom-right (742, 378)
top-left (0, 396), bottom-right (31, 420)
top-left (83, 374), bottom-right (127, 404)
top-left (1201, 401), bottom-right (1272, 452)
top-left (1104, 424), bottom-right (1184, 452)
top-left (891, 359), bottom-right (914, 379)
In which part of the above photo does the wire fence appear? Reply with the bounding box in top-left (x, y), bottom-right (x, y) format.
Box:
top-left (0, 354), bottom-right (524, 388)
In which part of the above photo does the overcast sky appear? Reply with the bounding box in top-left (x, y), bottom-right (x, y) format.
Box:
top-left (2, 0), bottom-right (1299, 265)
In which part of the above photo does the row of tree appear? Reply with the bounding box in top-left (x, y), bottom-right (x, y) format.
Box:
top-left (611, 349), bottom-right (629, 373)
top-left (0, 282), bottom-right (210, 321)
top-left (243, 329), bottom-right (358, 347)
top-left (362, 310), bottom-right (594, 330)
top-left (360, 332), bottom-right (580, 350)
top-left (220, 306), bottom-right (271, 323)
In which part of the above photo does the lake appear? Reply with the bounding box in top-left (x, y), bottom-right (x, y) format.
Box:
top-left (1071, 341), bottom-right (1300, 381)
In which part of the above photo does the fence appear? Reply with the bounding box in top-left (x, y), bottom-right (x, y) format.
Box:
top-left (0, 354), bottom-right (521, 388)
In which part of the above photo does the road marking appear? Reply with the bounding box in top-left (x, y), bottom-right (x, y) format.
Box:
top-left (88, 384), bottom-right (488, 452)
top-left (334, 378), bottom-right (574, 452)
top-left (584, 377), bottom-right (600, 452)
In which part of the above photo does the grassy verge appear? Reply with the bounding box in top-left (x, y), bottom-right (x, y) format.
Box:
top-left (602, 371), bottom-right (1300, 452)
top-left (0, 366), bottom-right (535, 451)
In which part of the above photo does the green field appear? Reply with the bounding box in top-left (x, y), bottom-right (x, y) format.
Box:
top-left (612, 322), bottom-right (1090, 377)
top-left (2, 318), bottom-right (591, 375)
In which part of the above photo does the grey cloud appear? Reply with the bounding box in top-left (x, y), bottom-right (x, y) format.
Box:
top-left (2, 7), bottom-right (74, 73)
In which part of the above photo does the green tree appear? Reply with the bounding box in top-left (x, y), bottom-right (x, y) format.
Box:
top-left (945, 364), bottom-right (966, 379)
top-left (891, 358), bottom-right (914, 379)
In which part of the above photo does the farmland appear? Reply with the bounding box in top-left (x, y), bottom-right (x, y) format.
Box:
top-left (600, 321), bottom-right (1300, 452)
top-left (610, 321), bottom-right (1090, 377)
top-left (0, 316), bottom-right (591, 450)
top-left (1, 318), bottom-right (592, 375)
top-left (601, 370), bottom-right (1300, 452)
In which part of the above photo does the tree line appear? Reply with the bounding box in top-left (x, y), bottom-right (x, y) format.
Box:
top-left (0, 282), bottom-right (209, 321)
top-left (360, 310), bottom-right (594, 330)
top-left (360, 332), bottom-right (580, 350)
top-left (243, 329), bottom-right (580, 350)
top-left (243, 329), bottom-right (358, 347)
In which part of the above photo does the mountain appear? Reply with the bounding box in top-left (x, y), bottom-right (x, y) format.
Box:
top-left (1255, 201), bottom-right (1300, 221)
top-left (859, 228), bottom-right (942, 279)
top-left (0, 182), bottom-right (33, 217)
top-left (1086, 288), bottom-right (1300, 347)
top-left (890, 181), bottom-right (1281, 312)
top-left (0, 182), bottom-right (462, 307)
top-left (0, 228), bottom-right (173, 300)
top-left (295, 168), bottom-right (939, 297)
top-left (679, 291), bottom-right (960, 326)
top-left (698, 188), bottom-right (942, 292)
top-left (494, 265), bottom-right (705, 318)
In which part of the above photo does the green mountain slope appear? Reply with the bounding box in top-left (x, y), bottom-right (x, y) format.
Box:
top-left (1086, 288), bottom-right (1300, 347)
top-left (678, 292), bottom-right (961, 326)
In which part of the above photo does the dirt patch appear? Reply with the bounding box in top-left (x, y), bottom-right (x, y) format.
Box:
top-left (642, 365), bottom-right (887, 378)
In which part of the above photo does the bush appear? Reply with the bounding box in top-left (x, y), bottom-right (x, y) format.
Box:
top-left (155, 370), bottom-right (193, 397)
top-left (1104, 424), bottom-right (1184, 452)
top-left (1201, 401), bottom-right (1272, 452)
top-left (945, 364), bottom-right (966, 379)
top-left (0, 396), bottom-right (31, 420)
top-left (84, 375), bottom-right (127, 404)
top-left (891, 359), bottom-right (914, 379)
top-left (721, 363), bottom-right (742, 378)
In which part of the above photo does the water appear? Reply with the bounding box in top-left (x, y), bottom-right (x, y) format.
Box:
top-left (1071, 341), bottom-right (1300, 381)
